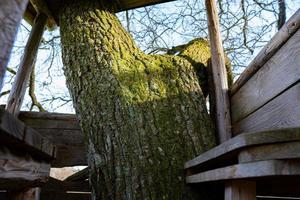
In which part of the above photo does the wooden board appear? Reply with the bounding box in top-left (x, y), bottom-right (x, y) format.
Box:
top-left (186, 159), bottom-right (300, 184)
top-left (230, 9), bottom-right (300, 95)
top-left (0, 109), bottom-right (55, 160)
top-left (184, 128), bottom-right (300, 170)
top-left (19, 111), bottom-right (87, 167)
top-left (0, 0), bottom-right (29, 90)
top-left (205, 0), bottom-right (232, 142)
top-left (0, 146), bottom-right (50, 190)
top-left (231, 29), bottom-right (300, 123)
top-left (233, 83), bottom-right (300, 135)
top-left (238, 141), bottom-right (300, 163)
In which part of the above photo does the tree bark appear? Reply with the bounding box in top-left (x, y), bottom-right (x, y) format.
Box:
top-left (59, 0), bottom-right (217, 199)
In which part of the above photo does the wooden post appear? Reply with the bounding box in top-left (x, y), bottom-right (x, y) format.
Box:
top-left (205, 0), bottom-right (232, 143)
top-left (0, 0), bottom-right (29, 91)
top-left (225, 180), bottom-right (256, 200)
top-left (6, 13), bottom-right (47, 116)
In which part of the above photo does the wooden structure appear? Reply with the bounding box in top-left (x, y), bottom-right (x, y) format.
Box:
top-left (185, 9), bottom-right (300, 199)
top-left (0, 0), bottom-right (299, 199)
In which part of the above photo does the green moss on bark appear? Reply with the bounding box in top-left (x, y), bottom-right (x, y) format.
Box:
top-left (59, 0), bottom-right (223, 199)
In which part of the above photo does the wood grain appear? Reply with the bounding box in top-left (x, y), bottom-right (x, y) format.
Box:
top-left (6, 13), bottom-right (47, 116)
top-left (233, 83), bottom-right (300, 135)
top-left (231, 29), bottom-right (300, 123)
top-left (186, 159), bottom-right (300, 183)
top-left (225, 180), bottom-right (256, 200)
top-left (0, 0), bottom-right (29, 91)
top-left (230, 9), bottom-right (300, 95)
top-left (238, 141), bottom-right (300, 163)
top-left (184, 128), bottom-right (300, 170)
top-left (205, 0), bottom-right (232, 143)
top-left (0, 146), bottom-right (50, 189)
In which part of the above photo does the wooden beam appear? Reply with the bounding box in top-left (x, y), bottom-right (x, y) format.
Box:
top-left (184, 128), bottom-right (300, 170)
top-left (205, 0), bottom-right (231, 143)
top-left (225, 180), bottom-right (256, 200)
top-left (0, 0), bottom-right (29, 91)
top-left (230, 9), bottom-right (300, 95)
top-left (9, 188), bottom-right (41, 200)
top-left (0, 146), bottom-right (50, 190)
top-left (238, 141), bottom-right (300, 163)
top-left (0, 108), bottom-right (55, 159)
top-left (18, 111), bottom-right (86, 167)
top-left (6, 13), bottom-right (47, 116)
top-left (186, 159), bottom-right (300, 184)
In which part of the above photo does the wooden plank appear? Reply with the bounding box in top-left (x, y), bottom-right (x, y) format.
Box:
top-left (0, 146), bottom-right (50, 190)
top-left (6, 13), bottom-right (47, 116)
top-left (18, 111), bottom-right (86, 167)
top-left (231, 29), bottom-right (300, 123)
top-left (0, 0), bottom-right (29, 91)
top-left (0, 109), bottom-right (55, 159)
top-left (41, 178), bottom-right (89, 193)
top-left (233, 83), bottom-right (300, 135)
top-left (184, 128), bottom-right (300, 170)
top-left (205, 0), bottom-right (231, 143)
top-left (186, 159), bottom-right (300, 184)
top-left (225, 180), bottom-right (256, 200)
top-left (230, 9), bottom-right (300, 95)
top-left (238, 141), bottom-right (300, 163)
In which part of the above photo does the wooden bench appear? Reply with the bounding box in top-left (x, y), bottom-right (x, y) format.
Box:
top-left (185, 9), bottom-right (300, 200)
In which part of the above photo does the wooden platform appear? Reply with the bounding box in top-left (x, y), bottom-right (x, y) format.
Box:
top-left (19, 111), bottom-right (86, 167)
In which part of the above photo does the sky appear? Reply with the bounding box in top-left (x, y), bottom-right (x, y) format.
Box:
top-left (1, 0), bottom-right (299, 114)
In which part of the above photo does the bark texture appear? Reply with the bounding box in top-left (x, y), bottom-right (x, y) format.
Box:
top-left (59, 1), bottom-right (219, 199)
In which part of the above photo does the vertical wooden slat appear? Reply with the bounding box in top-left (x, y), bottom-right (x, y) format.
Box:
top-left (6, 13), bottom-right (47, 116)
top-left (205, 0), bottom-right (232, 143)
top-left (225, 180), bottom-right (256, 200)
top-left (0, 0), bottom-right (29, 91)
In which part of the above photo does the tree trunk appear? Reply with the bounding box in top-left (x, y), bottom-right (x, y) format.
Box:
top-left (59, 0), bottom-right (217, 199)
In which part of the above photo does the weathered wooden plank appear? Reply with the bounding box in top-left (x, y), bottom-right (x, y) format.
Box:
top-left (205, 0), bottom-right (231, 143)
top-left (230, 9), bottom-right (300, 95)
top-left (186, 160), bottom-right (300, 183)
top-left (0, 146), bottom-right (50, 190)
top-left (0, 109), bottom-right (55, 159)
top-left (41, 178), bottom-right (90, 193)
top-left (231, 29), bottom-right (300, 123)
top-left (184, 128), bottom-right (300, 170)
top-left (6, 13), bottom-right (47, 116)
top-left (225, 180), bottom-right (256, 200)
top-left (238, 141), bottom-right (300, 163)
top-left (0, 0), bottom-right (29, 91)
top-left (233, 83), bottom-right (300, 135)
top-left (18, 111), bottom-right (86, 167)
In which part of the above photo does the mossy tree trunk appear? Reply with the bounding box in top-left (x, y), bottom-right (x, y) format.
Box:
top-left (59, 0), bottom-right (219, 199)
